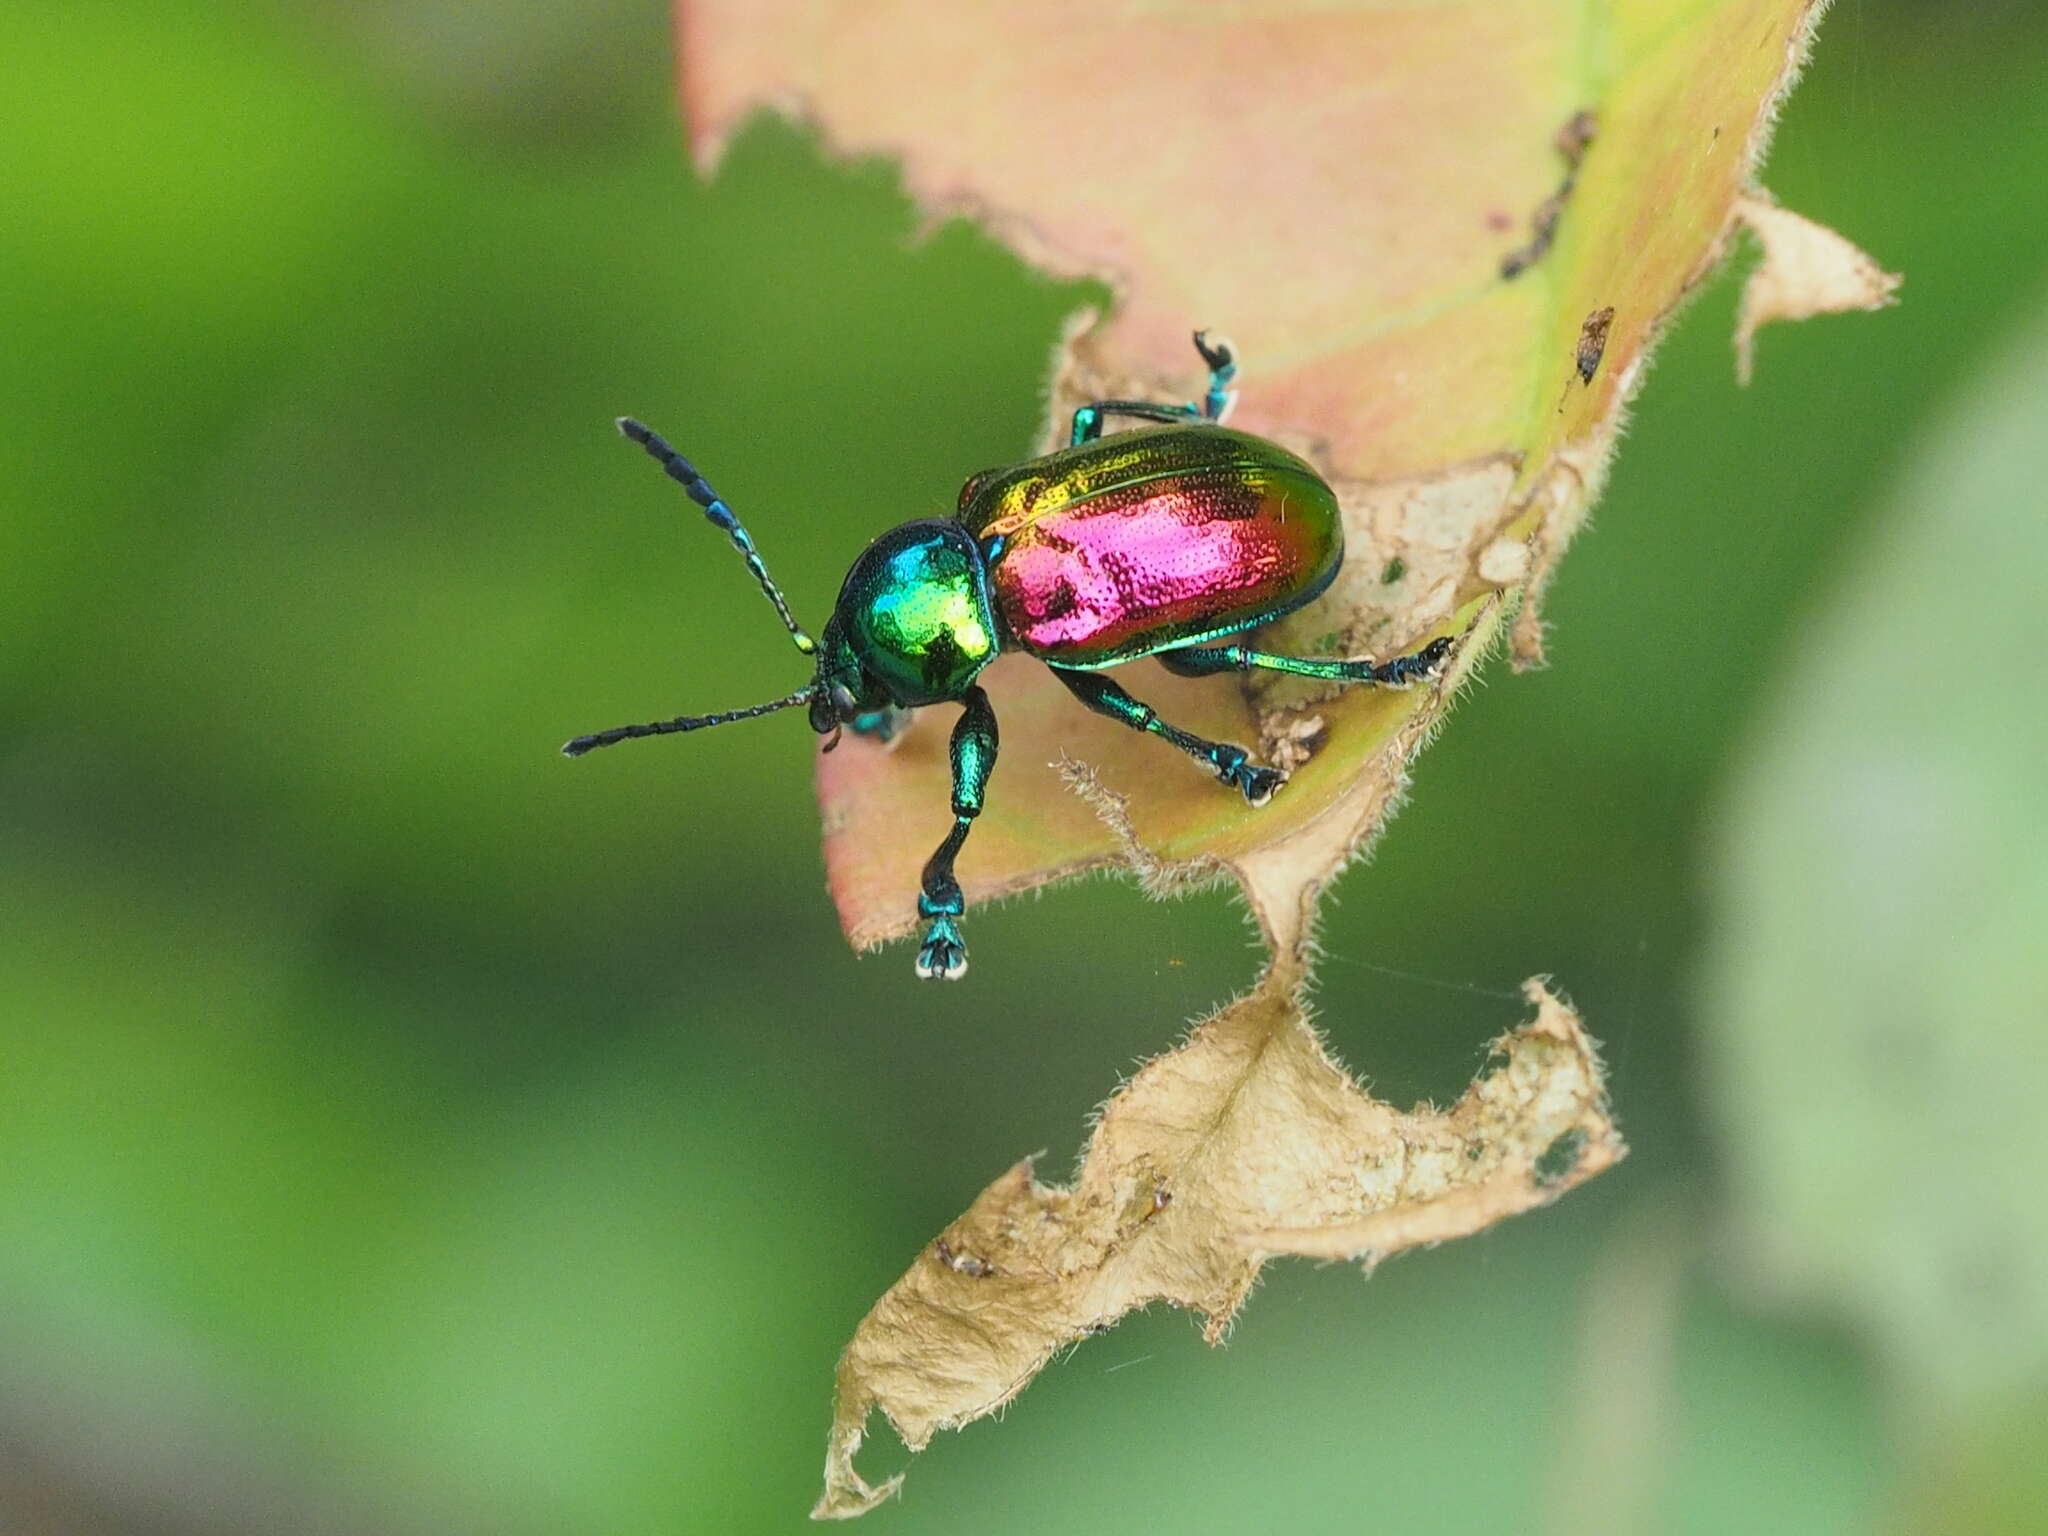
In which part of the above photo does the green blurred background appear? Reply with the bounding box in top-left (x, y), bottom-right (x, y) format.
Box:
top-left (4, 2), bottom-right (2045, 1531)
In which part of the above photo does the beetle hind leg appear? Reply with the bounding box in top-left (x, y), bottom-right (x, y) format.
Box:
top-left (1160, 634), bottom-right (1455, 688)
top-left (915, 686), bottom-right (999, 980)
top-left (1051, 668), bottom-right (1284, 806)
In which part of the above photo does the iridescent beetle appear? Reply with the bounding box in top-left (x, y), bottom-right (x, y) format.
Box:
top-left (565, 334), bottom-right (1450, 979)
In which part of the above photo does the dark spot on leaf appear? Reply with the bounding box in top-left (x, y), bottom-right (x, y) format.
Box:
top-left (1575, 306), bottom-right (1615, 383)
top-left (1501, 109), bottom-right (1599, 279)
top-left (1533, 1128), bottom-right (1587, 1188)
top-left (1381, 556), bottom-right (1407, 585)
top-left (1555, 110), bottom-right (1598, 162)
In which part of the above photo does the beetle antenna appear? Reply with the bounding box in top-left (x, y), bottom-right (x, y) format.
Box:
top-left (562, 686), bottom-right (816, 758)
top-left (616, 417), bottom-right (818, 656)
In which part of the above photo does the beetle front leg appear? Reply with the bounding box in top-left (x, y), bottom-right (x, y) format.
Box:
top-left (915, 685), bottom-right (999, 980)
top-left (1051, 667), bottom-right (1284, 807)
top-left (1160, 635), bottom-right (1455, 688)
top-left (848, 705), bottom-right (915, 744)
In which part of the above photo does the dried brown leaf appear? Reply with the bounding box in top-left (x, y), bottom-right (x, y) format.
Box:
top-left (815, 976), bottom-right (1622, 1519)
top-left (1733, 191), bottom-right (1902, 384)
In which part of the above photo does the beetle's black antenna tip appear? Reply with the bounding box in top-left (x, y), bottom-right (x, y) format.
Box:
top-left (561, 736), bottom-right (598, 758)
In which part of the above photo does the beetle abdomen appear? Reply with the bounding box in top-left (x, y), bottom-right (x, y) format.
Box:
top-left (961, 427), bottom-right (1342, 668)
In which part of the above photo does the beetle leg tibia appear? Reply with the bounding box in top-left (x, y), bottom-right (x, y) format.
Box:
top-left (1160, 635), bottom-right (1454, 688)
top-left (1051, 668), bottom-right (1284, 807)
top-left (915, 687), bottom-right (998, 980)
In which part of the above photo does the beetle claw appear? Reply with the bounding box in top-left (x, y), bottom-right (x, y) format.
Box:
top-left (1238, 765), bottom-right (1287, 807)
top-left (1192, 329), bottom-right (1235, 373)
top-left (1414, 636), bottom-right (1454, 674)
top-left (916, 937), bottom-right (968, 981)
top-left (1212, 745), bottom-right (1286, 806)
top-left (915, 915), bottom-right (969, 980)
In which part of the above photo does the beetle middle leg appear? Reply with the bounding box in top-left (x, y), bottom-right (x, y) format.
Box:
top-left (1069, 398), bottom-right (1204, 447)
top-left (1069, 331), bottom-right (1240, 444)
top-left (915, 686), bottom-right (999, 980)
top-left (1051, 667), bottom-right (1284, 807)
top-left (1191, 330), bottom-right (1237, 420)
top-left (1159, 635), bottom-right (1455, 687)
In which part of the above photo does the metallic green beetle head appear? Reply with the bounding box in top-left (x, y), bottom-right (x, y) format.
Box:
top-left (817, 521), bottom-right (999, 714)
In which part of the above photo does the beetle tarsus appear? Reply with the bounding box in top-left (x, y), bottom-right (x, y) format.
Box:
top-left (1209, 743), bottom-right (1285, 806)
top-left (1192, 330), bottom-right (1234, 373)
top-left (1192, 330), bottom-right (1238, 420)
top-left (1409, 636), bottom-right (1455, 675)
top-left (1378, 636), bottom-right (1456, 688)
top-left (1237, 764), bottom-right (1286, 807)
top-left (915, 917), bottom-right (969, 981)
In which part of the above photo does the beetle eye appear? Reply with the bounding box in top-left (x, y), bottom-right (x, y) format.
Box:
top-left (830, 683), bottom-right (858, 715)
